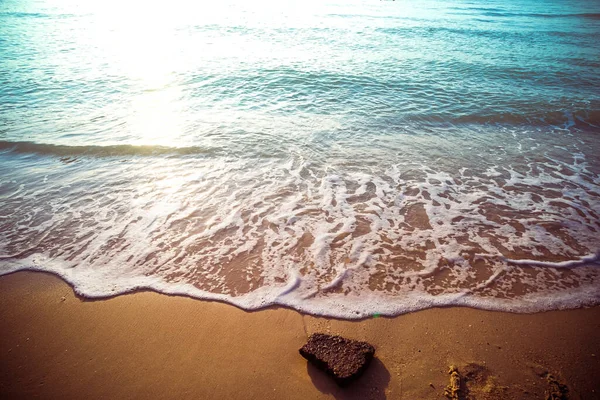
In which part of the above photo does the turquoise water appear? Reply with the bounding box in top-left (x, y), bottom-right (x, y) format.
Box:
top-left (1, 0), bottom-right (599, 317)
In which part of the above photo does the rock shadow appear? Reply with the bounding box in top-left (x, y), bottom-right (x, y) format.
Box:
top-left (306, 357), bottom-right (390, 400)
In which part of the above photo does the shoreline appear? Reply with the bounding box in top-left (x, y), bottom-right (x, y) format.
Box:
top-left (3, 263), bottom-right (599, 319)
top-left (1, 271), bottom-right (599, 399)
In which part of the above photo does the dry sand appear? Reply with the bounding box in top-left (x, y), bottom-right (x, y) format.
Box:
top-left (1, 271), bottom-right (599, 399)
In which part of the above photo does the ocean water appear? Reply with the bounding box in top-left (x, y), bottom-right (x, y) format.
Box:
top-left (1, 0), bottom-right (599, 318)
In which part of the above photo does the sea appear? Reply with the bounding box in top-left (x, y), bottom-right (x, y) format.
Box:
top-left (1, 0), bottom-right (599, 318)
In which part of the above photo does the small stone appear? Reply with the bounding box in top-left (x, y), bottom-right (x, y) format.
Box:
top-left (299, 333), bottom-right (375, 386)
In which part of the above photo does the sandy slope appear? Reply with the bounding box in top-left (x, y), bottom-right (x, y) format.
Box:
top-left (1, 271), bottom-right (599, 399)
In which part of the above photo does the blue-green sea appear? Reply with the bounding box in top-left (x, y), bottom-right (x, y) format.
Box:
top-left (1, 0), bottom-right (599, 318)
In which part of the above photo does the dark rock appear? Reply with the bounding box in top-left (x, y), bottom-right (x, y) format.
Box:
top-left (299, 333), bottom-right (375, 386)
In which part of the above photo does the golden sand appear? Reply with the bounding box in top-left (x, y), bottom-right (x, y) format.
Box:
top-left (1, 271), bottom-right (599, 399)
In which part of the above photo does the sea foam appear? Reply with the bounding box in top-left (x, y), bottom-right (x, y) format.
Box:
top-left (1, 125), bottom-right (599, 319)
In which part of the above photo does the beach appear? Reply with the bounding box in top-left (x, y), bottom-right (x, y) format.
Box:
top-left (1, 2), bottom-right (600, 398)
top-left (1, 271), bottom-right (599, 399)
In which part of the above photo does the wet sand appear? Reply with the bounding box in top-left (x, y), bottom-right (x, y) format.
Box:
top-left (1, 271), bottom-right (599, 399)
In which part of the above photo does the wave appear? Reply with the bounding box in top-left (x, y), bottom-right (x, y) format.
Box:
top-left (480, 12), bottom-right (600, 20)
top-left (0, 11), bottom-right (76, 19)
top-left (376, 25), bottom-right (596, 43)
top-left (414, 109), bottom-right (600, 129)
top-left (0, 141), bottom-right (215, 158)
top-left (1, 107), bottom-right (598, 159)
top-left (448, 8), bottom-right (600, 20)
top-left (2, 119), bottom-right (600, 319)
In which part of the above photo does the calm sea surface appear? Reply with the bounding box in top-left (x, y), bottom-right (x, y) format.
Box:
top-left (1, 0), bottom-right (599, 317)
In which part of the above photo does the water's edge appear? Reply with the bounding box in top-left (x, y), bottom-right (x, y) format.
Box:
top-left (2, 256), bottom-right (599, 320)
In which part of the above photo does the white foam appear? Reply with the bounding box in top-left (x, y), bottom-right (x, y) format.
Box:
top-left (503, 252), bottom-right (600, 268)
top-left (1, 126), bottom-right (600, 318)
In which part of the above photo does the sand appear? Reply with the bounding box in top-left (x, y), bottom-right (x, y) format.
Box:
top-left (1, 271), bottom-right (599, 399)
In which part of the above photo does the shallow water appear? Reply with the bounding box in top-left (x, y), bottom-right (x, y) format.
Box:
top-left (1, 0), bottom-right (599, 318)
